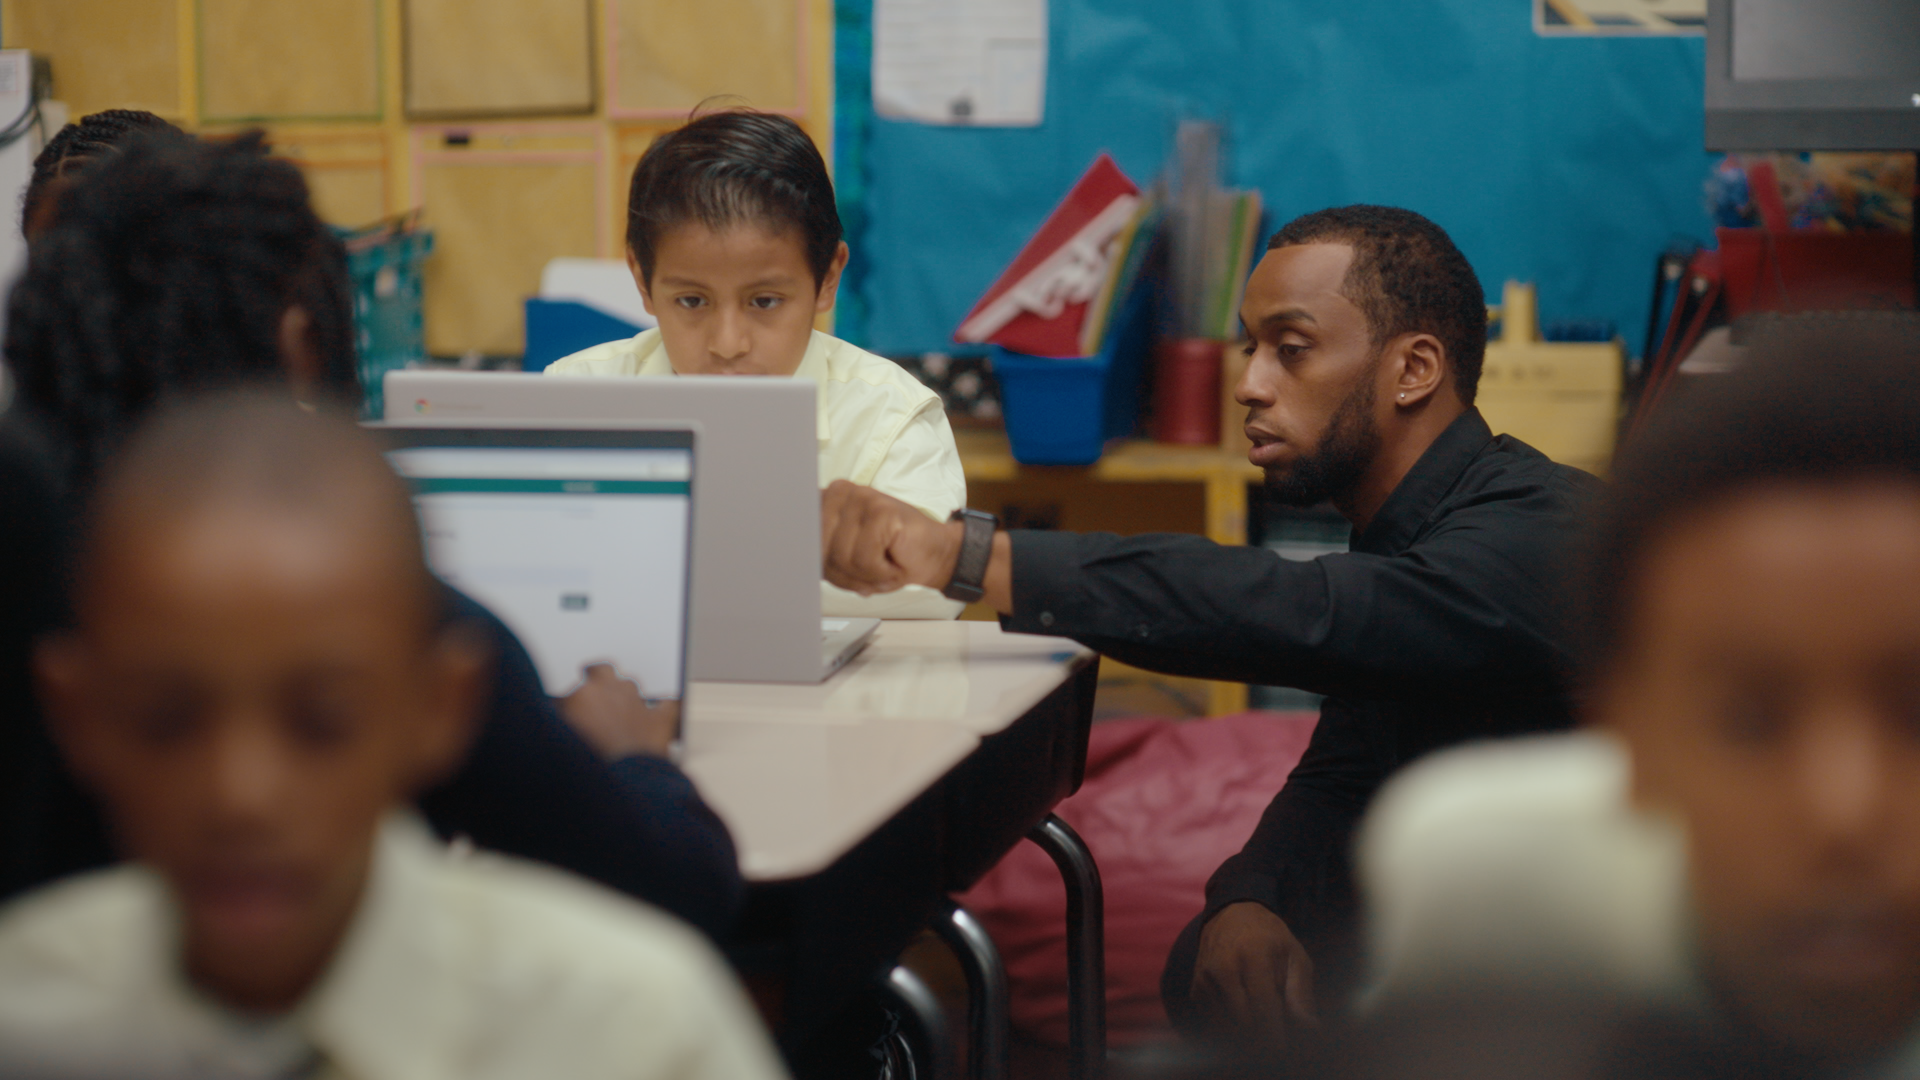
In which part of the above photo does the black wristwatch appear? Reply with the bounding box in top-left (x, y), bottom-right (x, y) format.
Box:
top-left (942, 508), bottom-right (999, 603)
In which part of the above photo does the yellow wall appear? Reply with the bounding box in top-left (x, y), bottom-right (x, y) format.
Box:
top-left (5, 0), bottom-right (835, 357)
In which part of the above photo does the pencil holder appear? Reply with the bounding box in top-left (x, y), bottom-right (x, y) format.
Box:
top-left (1151, 338), bottom-right (1223, 445)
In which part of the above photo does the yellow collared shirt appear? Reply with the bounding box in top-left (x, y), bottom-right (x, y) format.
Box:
top-left (547, 328), bottom-right (967, 618)
top-left (0, 815), bottom-right (789, 1080)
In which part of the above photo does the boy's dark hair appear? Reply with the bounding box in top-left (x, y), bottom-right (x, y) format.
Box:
top-left (625, 109), bottom-right (842, 286)
top-left (21, 109), bottom-right (184, 233)
top-left (1268, 205), bottom-right (1488, 404)
top-left (4, 130), bottom-right (359, 490)
top-left (1581, 322), bottom-right (1920, 671)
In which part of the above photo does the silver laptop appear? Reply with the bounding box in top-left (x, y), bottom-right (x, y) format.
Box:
top-left (383, 369), bottom-right (877, 683)
top-left (378, 425), bottom-right (699, 749)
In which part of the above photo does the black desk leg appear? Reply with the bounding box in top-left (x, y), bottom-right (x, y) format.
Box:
top-left (937, 903), bottom-right (1009, 1080)
top-left (1028, 813), bottom-right (1107, 1080)
top-left (883, 964), bottom-right (956, 1080)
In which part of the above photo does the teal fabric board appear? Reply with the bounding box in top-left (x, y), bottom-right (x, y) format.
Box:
top-left (836, 0), bottom-right (1714, 359)
top-left (833, 0), bottom-right (875, 348)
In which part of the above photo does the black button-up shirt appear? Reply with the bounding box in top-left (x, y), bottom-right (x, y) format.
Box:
top-left (1001, 409), bottom-right (1600, 977)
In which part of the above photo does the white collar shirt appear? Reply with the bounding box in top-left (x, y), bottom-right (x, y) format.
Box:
top-left (0, 815), bottom-right (789, 1080)
top-left (548, 329), bottom-right (966, 618)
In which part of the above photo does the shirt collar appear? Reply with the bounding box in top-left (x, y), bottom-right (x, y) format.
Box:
top-left (1352, 408), bottom-right (1495, 556)
top-left (642, 328), bottom-right (833, 443)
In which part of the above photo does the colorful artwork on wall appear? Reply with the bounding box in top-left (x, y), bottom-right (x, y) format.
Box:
top-left (1535, 0), bottom-right (1704, 36)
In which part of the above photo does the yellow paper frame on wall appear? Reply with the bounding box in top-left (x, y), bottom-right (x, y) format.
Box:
top-left (268, 128), bottom-right (391, 228)
top-left (403, 0), bottom-right (596, 120)
top-left (3, 0), bottom-right (184, 120)
top-left (605, 0), bottom-right (808, 120)
top-left (196, 0), bottom-right (383, 123)
top-left (411, 122), bottom-right (609, 358)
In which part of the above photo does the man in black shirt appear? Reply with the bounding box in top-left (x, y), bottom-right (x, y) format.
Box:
top-left (821, 205), bottom-right (1597, 1045)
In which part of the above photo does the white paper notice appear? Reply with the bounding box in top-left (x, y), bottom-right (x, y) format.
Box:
top-left (873, 0), bottom-right (1047, 127)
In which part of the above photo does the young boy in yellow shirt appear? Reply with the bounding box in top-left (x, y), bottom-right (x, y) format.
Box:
top-left (0, 393), bottom-right (786, 1079)
top-left (545, 109), bottom-right (964, 619)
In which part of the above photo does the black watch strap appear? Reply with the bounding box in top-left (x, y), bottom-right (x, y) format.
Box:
top-left (942, 508), bottom-right (998, 603)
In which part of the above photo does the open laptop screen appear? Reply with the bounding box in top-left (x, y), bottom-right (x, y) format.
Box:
top-left (382, 428), bottom-right (694, 702)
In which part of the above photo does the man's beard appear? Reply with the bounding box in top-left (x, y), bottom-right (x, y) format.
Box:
top-left (1264, 371), bottom-right (1380, 508)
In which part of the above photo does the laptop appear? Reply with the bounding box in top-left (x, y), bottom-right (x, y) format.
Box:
top-left (383, 369), bottom-right (878, 683)
top-left (379, 426), bottom-right (702, 750)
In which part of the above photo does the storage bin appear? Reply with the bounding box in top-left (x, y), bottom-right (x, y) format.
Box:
top-left (523, 298), bottom-right (646, 372)
top-left (989, 281), bottom-right (1153, 466)
top-left (338, 217), bottom-right (434, 418)
top-left (1716, 226), bottom-right (1913, 318)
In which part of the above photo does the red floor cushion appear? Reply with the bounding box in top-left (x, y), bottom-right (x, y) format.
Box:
top-left (954, 711), bottom-right (1318, 1046)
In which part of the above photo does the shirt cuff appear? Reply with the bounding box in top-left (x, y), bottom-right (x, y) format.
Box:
top-left (1202, 854), bottom-right (1285, 922)
top-left (999, 530), bottom-right (1093, 635)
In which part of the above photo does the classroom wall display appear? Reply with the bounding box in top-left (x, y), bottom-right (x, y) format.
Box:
top-left (404, 0), bottom-right (595, 118)
top-left (3, 0), bottom-right (181, 119)
top-left (413, 124), bottom-right (607, 357)
top-left (836, 0), bottom-right (1718, 360)
top-left (15, 0), bottom-right (833, 360)
top-left (198, 0), bottom-right (381, 121)
top-left (1535, 0), bottom-right (1704, 35)
top-left (607, 0), bottom-right (805, 118)
top-left (270, 130), bottom-right (390, 228)
top-left (871, 0), bottom-right (1047, 126)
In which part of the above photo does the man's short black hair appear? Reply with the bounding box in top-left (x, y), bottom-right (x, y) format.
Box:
top-left (1580, 322), bottom-right (1920, 671)
top-left (625, 108), bottom-right (842, 287)
top-left (1268, 205), bottom-right (1488, 404)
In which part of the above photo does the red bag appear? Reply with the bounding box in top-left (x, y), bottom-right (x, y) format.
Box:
top-left (954, 711), bottom-right (1317, 1046)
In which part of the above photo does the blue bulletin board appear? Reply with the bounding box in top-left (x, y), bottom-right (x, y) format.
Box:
top-left (834, 0), bottom-right (1715, 359)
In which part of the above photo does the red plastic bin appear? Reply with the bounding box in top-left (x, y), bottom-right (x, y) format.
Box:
top-left (1715, 226), bottom-right (1913, 318)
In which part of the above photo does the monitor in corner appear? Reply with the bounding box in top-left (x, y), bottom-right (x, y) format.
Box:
top-left (1706, 0), bottom-right (1920, 150)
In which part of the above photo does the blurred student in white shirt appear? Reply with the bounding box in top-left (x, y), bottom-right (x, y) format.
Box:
top-left (1358, 327), bottom-right (1920, 1077)
top-left (0, 393), bottom-right (786, 1080)
top-left (547, 109), bottom-right (964, 619)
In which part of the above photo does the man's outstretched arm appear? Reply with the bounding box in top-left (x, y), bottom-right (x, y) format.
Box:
top-left (821, 479), bottom-right (1014, 611)
top-left (822, 480), bottom-right (1574, 698)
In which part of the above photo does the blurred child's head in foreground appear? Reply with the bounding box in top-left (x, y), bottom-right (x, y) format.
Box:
top-left (1584, 324), bottom-right (1920, 1066)
top-left (34, 392), bottom-right (485, 1012)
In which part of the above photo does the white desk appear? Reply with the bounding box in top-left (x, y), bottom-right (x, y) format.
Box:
top-left (685, 620), bottom-right (1093, 734)
top-left (682, 621), bottom-right (1094, 881)
top-left (681, 620), bottom-right (1101, 1073)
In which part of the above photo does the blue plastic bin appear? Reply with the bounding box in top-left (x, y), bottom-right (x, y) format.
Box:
top-left (523, 298), bottom-right (647, 372)
top-left (337, 220), bottom-right (433, 419)
top-left (988, 280), bottom-right (1153, 465)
